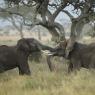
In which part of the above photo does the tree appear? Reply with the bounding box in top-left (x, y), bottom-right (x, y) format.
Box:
top-left (9, 15), bottom-right (24, 38)
top-left (0, 0), bottom-right (95, 43)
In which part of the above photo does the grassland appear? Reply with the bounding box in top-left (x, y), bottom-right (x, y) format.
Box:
top-left (0, 58), bottom-right (95, 95)
top-left (0, 40), bottom-right (95, 95)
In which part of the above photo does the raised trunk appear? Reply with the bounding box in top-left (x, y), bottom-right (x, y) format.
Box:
top-left (40, 44), bottom-right (54, 51)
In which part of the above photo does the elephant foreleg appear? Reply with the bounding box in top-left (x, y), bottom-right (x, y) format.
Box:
top-left (18, 62), bottom-right (31, 75)
top-left (68, 62), bottom-right (73, 73)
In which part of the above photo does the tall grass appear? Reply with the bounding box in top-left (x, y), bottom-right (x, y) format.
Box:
top-left (0, 60), bottom-right (95, 95)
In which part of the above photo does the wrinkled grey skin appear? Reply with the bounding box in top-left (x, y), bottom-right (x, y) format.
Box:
top-left (0, 38), bottom-right (53, 75)
top-left (47, 42), bottom-right (95, 72)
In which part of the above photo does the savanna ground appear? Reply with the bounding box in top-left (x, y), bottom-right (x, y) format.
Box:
top-left (0, 37), bottom-right (95, 95)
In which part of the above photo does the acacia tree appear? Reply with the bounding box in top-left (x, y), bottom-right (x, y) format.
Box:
top-left (11, 16), bottom-right (25, 38)
top-left (0, 0), bottom-right (95, 43)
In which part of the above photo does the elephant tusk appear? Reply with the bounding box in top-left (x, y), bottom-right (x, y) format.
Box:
top-left (47, 53), bottom-right (54, 56)
top-left (41, 50), bottom-right (54, 55)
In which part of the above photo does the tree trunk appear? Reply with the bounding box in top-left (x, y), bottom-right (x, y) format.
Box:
top-left (19, 29), bottom-right (24, 38)
top-left (38, 26), bottom-right (41, 40)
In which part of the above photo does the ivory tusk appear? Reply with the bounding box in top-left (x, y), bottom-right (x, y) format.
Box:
top-left (41, 50), bottom-right (54, 55)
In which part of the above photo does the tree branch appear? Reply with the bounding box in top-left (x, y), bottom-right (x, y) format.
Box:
top-left (52, 3), bottom-right (67, 21)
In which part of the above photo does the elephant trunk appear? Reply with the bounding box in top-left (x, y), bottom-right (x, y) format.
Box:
top-left (41, 45), bottom-right (54, 51)
top-left (37, 43), bottom-right (55, 52)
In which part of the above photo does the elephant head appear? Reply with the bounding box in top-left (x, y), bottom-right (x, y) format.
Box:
top-left (17, 38), bottom-right (54, 54)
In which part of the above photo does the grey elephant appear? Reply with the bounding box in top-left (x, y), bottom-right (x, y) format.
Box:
top-left (47, 40), bottom-right (95, 72)
top-left (0, 38), bottom-right (53, 75)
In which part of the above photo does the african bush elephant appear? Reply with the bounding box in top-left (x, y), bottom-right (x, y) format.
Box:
top-left (0, 38), bottom-right (53, 75)
top-left (47, 40), bottom-right (95, 72)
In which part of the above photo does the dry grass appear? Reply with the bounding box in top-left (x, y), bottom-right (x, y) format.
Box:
top-left (0, 60), bottom-right (95, 95)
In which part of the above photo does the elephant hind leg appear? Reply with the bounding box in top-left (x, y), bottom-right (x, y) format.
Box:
top-left (68, 63), bottom-right (73, 73)
top-left (18, 67), bottom-right (24, 75)
top-left (0, 64), bottom-right (5, 73)
top-left (89, 62), bottom-right (95, 69)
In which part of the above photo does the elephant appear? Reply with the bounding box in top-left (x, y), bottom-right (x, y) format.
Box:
top-left (47, 40), bottom-right (95, 72)
top-left (0, 38), bottom-right (54, 75)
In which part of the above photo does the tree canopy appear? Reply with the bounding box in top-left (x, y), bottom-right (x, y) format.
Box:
top-left (0, 0), bottom-right (95, 42)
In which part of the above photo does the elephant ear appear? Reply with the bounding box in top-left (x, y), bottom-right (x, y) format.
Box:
top-left (17, 38), bottom-right (30, 52)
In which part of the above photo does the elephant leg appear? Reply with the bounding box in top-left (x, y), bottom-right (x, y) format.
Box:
top-left (18, 68), bottom-right (24, 75)
top-left (68, 62), bottom-right (73, 73)
top-left (18, 61), bottom-right (31, 75)
top-left (68, 59), bottom-right (81, 73)
top-left (89, 62), bottom-right (95, 69)
top-left (0, 64), bottom-right (5, 73)
top-left (89, 57), bottom-right (95, 69)
top-left (73, 63), bottom-right (80, 71)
